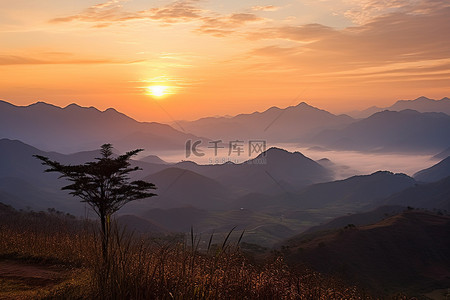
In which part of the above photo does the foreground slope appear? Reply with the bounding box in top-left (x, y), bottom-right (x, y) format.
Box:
top-left (282, 211), bottom-right (450, 296)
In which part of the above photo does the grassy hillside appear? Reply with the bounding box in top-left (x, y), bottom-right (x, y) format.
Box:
top-left (282, 210), bottom-right (450, 297)
top-left (0, 202), bottom-right (369, 299)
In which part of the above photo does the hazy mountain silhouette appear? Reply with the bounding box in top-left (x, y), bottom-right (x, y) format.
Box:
top-left (348, 96), bottom-right (450, 118)
top-left (282, 211), bottom-right (450, 296)
top-left (0, 100), bottom-right (202, 153)
top-left (232, 171), bottom-right (415, 211)
top-left (172, 147), bottom-right (333, 194)
top-left (0, 139), bottom-right (87, 213)
top-left (293, 171), bottom-right (416, 208)
top-left (312, 109), bottom-right (450, 152)
top-left (347, 105), bottom-right (384, 119)
top-left (390, 96), bottom-right (450, 114)
top-left (414, 156), bottom-right (450, 182)
top-left (0, 139), bottom-right (164, 214)
top-left (177, 102), bottom-right (354, 142)
top-left (141, 167), bottom-right (232, 210)
top-left (433, 147), bottom-right (450, 160)
top-left (139, 154), bottom-right (167, 164)
top-left (380, 176), bottom-right (450, 210)
top-left (0, 139), bottom-right (334, 214)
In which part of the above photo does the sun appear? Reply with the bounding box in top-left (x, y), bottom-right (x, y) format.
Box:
top-left (147, 85), bottom-right (168, 97)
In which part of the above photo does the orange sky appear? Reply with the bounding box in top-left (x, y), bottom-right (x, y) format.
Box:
top-left (1, 0), bottom-right (449, 122)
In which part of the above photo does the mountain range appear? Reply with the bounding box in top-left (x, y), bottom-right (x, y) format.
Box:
top-left (0, 139), bottom-right (333, 215)
top-left (176, 102), bottom-right (354, 143)
top-left (311, 109), bottom-right (450, 152)
top-left (0, 138), bottom-right (438, 247)
top-left (348, 96), bottom-right (450, 118)
top-left (2, 98), bottom-right (449, 154)
top-left (170, 147), bottom-right (333, 195)
top-left (380, 176), bottom-right (450, 211)
top-left (2, 97), bottom-right (450, 249)
top-left (0, 138), bottom-right (165, 215)
top-left (0, 100), bottom-right (203, 153)
top-left (230, 171), bottom-right (416, 213)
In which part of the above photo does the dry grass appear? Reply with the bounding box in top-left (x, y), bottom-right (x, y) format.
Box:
top-left (0, 207), bottom-right (372, 299)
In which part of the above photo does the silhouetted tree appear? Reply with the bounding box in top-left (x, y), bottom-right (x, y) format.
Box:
top-left (34, 144), bottom-right (157, 261)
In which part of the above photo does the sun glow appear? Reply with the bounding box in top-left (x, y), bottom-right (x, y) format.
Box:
top-left (147, 85), bottom-right (168, 97)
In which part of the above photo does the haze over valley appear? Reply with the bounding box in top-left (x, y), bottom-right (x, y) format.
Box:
top-left (2, 95), bottom-right (450, 298)
top-left (1, 0), bottom-right (450, 297)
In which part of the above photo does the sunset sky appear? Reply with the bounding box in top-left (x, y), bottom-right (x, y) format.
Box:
top-left (1, 0), bottom-right (449, 122)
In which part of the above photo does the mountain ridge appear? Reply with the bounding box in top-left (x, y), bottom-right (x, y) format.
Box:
top-left (348, 96), bottom-right (450, 118)
top-left (0, 100), bottom-right (203, 154)
top-left (176, 101), bottom-right (354, 143)
top-left (311, 109), bottom-right (450, 152)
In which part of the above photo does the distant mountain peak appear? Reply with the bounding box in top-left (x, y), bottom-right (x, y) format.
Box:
top-left (370, 170), bottom-right (409, 178)
top-left (414, 96), bottom-right (431, 101)
top-left (265, 106), bottom-right (281, 112)
top-left (64, 103), bottom-right (82, 109)
top-left (139, 154), bottom-right (167, 164)
top-left (28, 101), bottom-right (60, 109)
top-left (255, 147), bottom-right (309, 161)
top-left (257, 147), bottom-right (289, 157)
top-left (104, 107), bottom-right (119, 113)
top-left (296, 101), bottom-right (312, 107)
top-left (371, 170), bottom-right (393, 176)
top-left (293, 101), bottom-right (321, 111)
top-left (398, 109), bottom-right (421, 114)
top-left (370, 109), bottom-right (421, 118)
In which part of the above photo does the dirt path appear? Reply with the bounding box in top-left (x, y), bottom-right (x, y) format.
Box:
top-left (0, 260), bottom-right (71, 299)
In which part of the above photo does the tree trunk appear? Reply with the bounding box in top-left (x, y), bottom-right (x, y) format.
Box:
top-left (100, 212), bottom-right (108, 264)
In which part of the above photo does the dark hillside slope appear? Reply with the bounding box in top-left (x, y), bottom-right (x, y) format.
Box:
top-left (282, 211), bottom-right (450, 296)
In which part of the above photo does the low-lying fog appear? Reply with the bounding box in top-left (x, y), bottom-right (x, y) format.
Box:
top-left (293, 147), bottom-right (436, 179)
top-left (148, 143), bottom-right (439, 180)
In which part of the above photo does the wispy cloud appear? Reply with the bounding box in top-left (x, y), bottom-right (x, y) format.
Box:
top-left (249, 24), bottom-right (336, 42)
top-left (341, 0), bottom-right (450, 24)
top-left (250, 46), bottom-right (301, 57)
top-left (134, 1), bottom-right (203, 23)
top-left (0, 54), bottom-right (136, 65)
top-left (49, 0), bottom-right (264, 37)
top-left (50, 0), bottom-right (203, 25)
top-left (251, 5), bottom-right (280, 12)
top-left (250, 3), bottom-right (450, 66)
top-left (197, 13), bottom-right (263, 37)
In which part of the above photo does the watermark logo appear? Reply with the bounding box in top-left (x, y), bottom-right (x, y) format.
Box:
top-left (185, 140), bottom-right (204, 158)
top-left (185, 139), bottom-right (267, 163)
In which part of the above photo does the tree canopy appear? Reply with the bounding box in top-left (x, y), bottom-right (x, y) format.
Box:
top-left (34, 144), bottom-right (157, 259)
